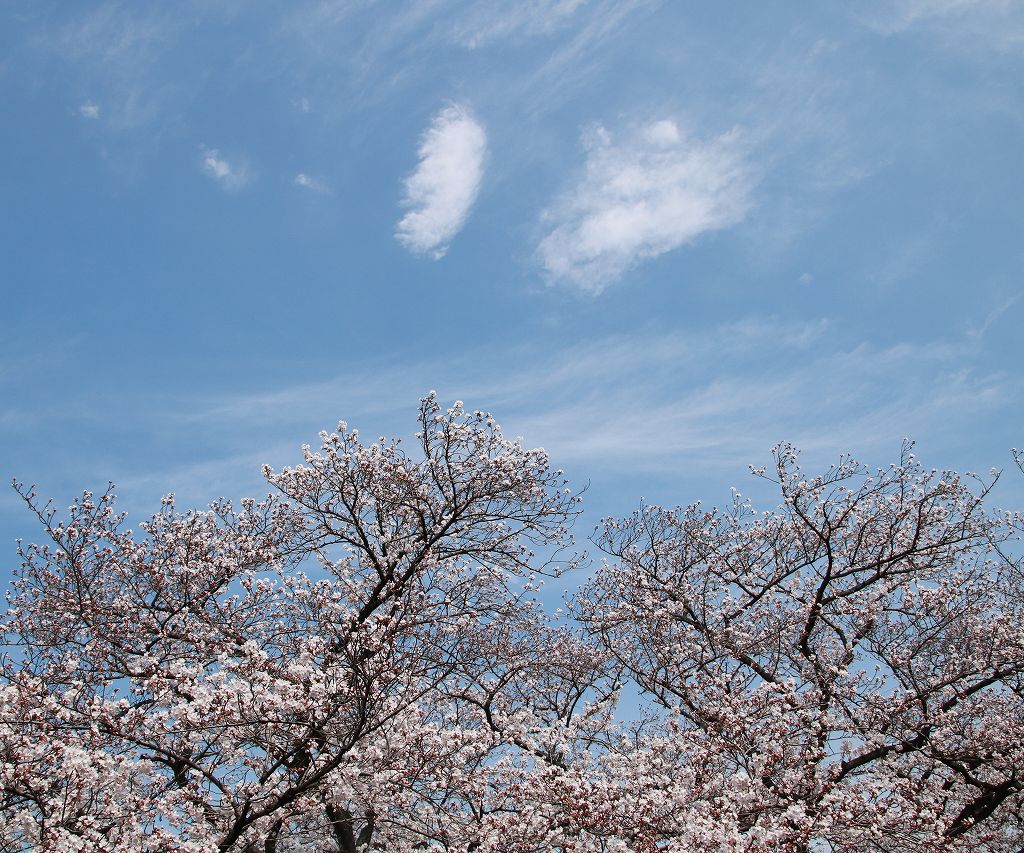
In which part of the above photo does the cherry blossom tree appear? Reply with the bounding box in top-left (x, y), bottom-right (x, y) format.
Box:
top-left (571, 443), bottom-right (1024, 852)
top-left (0, 395), bottom-right (604, 851)
top-left (3, 397), bottom-right (1022, 852)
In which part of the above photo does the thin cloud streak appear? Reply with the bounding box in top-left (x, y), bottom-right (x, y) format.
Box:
top-left (537, 119), bottom-right (752, 292)
top-left (857, 0), bottom-right (1024, 51)
top-left (450, 0), bottom-right (591, 48)
top-left (864, 0), bottom-right (1019, 30)
top-left (16, 317), bottom-right (1015, 521)
top-left (168, 317), bottom-right (1012, 481)
top-left (967, 292), bottom-right (1022, 339)
top-left (505, 343), bottom-right (1006, 472)
top-left (395, 104), bottom-right (487, 258)
top-left (49, 3), bottom-right (203, 130)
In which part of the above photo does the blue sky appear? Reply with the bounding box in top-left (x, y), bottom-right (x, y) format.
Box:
top-left (2, 1), bottom-right (1022, 574)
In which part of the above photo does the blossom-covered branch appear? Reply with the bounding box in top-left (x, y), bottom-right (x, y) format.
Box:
top-left (2, 402), bottom-right (1021, 851)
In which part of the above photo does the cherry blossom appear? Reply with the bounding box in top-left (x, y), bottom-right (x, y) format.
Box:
top-left (2, 402), bottom-right (1021, 851)
top-left (1, 395), bottom-right (600, 851)
top-left (573, 443), bottom-right (1023, 851)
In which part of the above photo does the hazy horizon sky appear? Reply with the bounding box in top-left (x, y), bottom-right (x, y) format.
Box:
top-left (2, 1), bottom-right (1022, 576)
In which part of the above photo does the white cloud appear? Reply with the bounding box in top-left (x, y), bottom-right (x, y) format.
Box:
top-left (37, 313), bottom-right (1012, 521)
top-left (199, 146), bottom-right (249, 191)
top-left (537, 119), bottom-right (753, 293)
top-left (395, 104), bottom-right (487, 259)
top-left (967, 292), bottom-right (1022, 339)
top-left (293, 172), bottom-right (331, 194)
top-left (478, 326), bottom-right (1012, 492)
top-left (859, 0), bottom-right (1024, 48)
top-left (451, 0), bottom-right (591, 48)
top-left (869, 0), bottom-right (1013, 29)
top-left (78, 101), bottom-right (100, 119)
top-left (154, 315), bottom-right (1015, 511)
top-left (53, 6), bottom-right (193, 130)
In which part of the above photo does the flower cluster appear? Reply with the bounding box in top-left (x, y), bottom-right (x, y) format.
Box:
top-left (2, 404), bottom-right (1021, 851)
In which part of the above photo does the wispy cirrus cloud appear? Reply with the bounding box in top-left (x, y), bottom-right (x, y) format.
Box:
top-left (537, 119), bottom-right (753, 293)
top-left (50, 4), bottom-right (200, 130)
top-left (865, 0), bottom-right (1016, 29)
top-left (395, 104), bottom-right (487, 259)
top-left (200, 145), bottom-right (250, 191)
top-left (166, 315), bottom-right (1012, 479)
top-left (858, 0), bottom-right (1024, 49)
top-left (450, 0), bottom-right (591, 48)
top-left (967, 292), bottom-right (1022, 339)
top-left (11, 314), bottom-right (1016, 518)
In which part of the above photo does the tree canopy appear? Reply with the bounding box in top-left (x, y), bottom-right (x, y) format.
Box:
top-left (2, 396), bottom-right (1022, 851)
